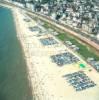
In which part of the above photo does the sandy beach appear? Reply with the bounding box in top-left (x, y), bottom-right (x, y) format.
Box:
top-left (12, 8), bottom-right (99, 100)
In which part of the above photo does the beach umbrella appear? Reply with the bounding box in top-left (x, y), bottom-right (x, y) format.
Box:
top-left (79, 63), bottom-right (86, 68)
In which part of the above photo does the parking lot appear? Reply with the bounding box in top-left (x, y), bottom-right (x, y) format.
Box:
top-left (87, 58), bottom-right (99, 72)
top-left (28, 26), bottom-right (41, 32)
top-left (40, 37), bottom-right (58, 46)
top-left (51, 52), bottom-right (79, 66)
top-left (63, 71), bottom-right (96, 91)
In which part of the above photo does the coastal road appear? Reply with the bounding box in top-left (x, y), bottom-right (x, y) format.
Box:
top-left (0, 0), bottom-right (99, 52)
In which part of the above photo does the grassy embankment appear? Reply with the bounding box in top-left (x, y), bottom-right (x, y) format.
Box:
top-left (43, 21), bottom-right (99, 60)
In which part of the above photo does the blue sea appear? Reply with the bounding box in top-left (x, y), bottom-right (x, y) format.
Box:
top-left (0, 7), bottom-right (33, 100)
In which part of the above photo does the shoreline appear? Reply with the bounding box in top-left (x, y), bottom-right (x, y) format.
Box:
top-left (12, 9), bottom-right (45, 99)
top-left (12, 9), bottom-right (35, 99)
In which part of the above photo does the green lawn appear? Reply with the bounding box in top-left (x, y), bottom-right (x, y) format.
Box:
top-left (42, 22), bottom-right (50, 29)
top-left (56, 34), bottom-right (66, 41)
top-left (57, 33), bottom-right (99, 60)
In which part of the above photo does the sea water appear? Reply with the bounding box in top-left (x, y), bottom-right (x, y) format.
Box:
top-left (0, 7), bottom-right (33, 100)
